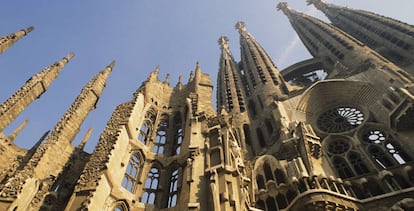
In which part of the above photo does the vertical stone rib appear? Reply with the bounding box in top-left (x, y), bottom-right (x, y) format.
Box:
top-left (236, 21), bottom-right (289, 98)
top-left (0, 26), bottom-right (33, 54)
top-left (0, 61), bottom-right (114, 202)
top-left (217, 36), bottom-right (246, 113)
top-left (0, 53), bottom-right (74, 132)
top-left (308, 0), bottom-right (414, 70)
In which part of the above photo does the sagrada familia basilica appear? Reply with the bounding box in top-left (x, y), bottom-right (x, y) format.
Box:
top-left (0, 1), bottom-right (413, 210)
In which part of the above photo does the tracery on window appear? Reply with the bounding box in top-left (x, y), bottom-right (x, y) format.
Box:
top-left (362, 128), bottom-right (410, 168)
top-left (167, 168), bottom-right (179, 208)
top-left (327, 138), bottom-right (350, 155)
top-left (113, 200), bottom-right (129, 211)
top-left (152, 129), bottom-right (166, 154)
top-left (174, 128), bottom-right (183, 155)
top-left (141, 166), bottom-right (160, 204)
top-left (317, 106), bottom-right (364, 133)
top-left (138, 121), bottom-right (151, 144)
top-left (122, 153), bottom-right (143, 192)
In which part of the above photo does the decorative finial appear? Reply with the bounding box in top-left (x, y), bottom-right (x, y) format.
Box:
top-left (218, 36), bottom-right (229, 49)
top-left (189, 71), bottom-right (195, 82)
top-left (107, 60), bottom-right (116, 70)
top-left (64, 52), bottom-right (75, 62)
top-left (277, 2), bottom-right (290, 14)
top-left (195, 61), bottom-right (201, 78)
top-left (178, 75), bottom-right (183, 84)
top-left (163, 73), bottom-right (170, 84)
top-left (235, 21), bottom-right (247, 32)
top-left (149, 65), bottom-right (160, 81)
top-left (25, 26), bottom-right (35, 34)
top-left (306, 0), bottom-right (326, 9)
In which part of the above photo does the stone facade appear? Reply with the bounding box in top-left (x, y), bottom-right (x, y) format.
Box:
top-left (1, 1), bottom-right (414, 211)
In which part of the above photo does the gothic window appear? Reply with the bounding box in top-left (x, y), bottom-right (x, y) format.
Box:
top-left (152, 129), bottom-right (166, 154)
top-left (264, 118), bottom-right (273, 135)
top-left (332, 156), bottom-right (354, 179)
top-left (266, 197), bottom-right (277, 211)
top-left (248, 100), bottom-right (257, 117)
top-left (317, 106), bottom-right (364, 133)
top-left (276, 194), bottom-right (288, 209)
top-left (243, 124), bottom-right (252, 146)
top-left (362, 129), bottom-right (411, 168)
top-left (328, 139), bottom-right (350, 155)
top-left (263, 162), bottom-right (274, 182)
top-left (274, 169), bottom-right (286, 185)
top-left (174, 128), bottom-right (183, 155)
top-left (256, 175), bottom-right (265, 189)
top-left (210, 148), bottom-right (221, 167)
top-left (138, 121), bottom-right (151, 144)
top-left (256, 200), bottom-right (265, 210)
top-left (167, 168), bottom-right (179, 208)
top-left (113, 201), bottom-right (129, 211)
top-left (141, 167), bottom-right (160, 204)
top-left (348, 151), bottom-right (369, 175)
top-left (122, 154), bottom-right (143, 192)
top-left (256, 128), bottom-right (266, 147)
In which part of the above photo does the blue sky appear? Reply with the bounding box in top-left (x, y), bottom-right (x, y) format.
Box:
top-left (1, 0), bottom-right (414, 152)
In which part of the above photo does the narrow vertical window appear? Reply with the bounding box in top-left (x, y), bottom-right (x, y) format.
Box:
top-left (256, 128), bottom-right (265, 147)
top-left (122, 154), bottom-right (142, 192)
top-left (152, 130), bottom-right (166, 154)
top-left (175, 128), bottom-right (183, 155)
top-left (167, 168), bottom-right (179, 208)
top-left (243, 124), bottom-right (252, 146)
top-left (138, 121), bottom-right (151, 144)
top-left (263, 162), bottom-right (274, 182)
top-left (141, 167), bottom-right (160, 204)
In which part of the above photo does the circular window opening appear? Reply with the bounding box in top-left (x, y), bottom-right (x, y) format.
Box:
top-left (363, 130), bottom-right (386, 144)
top-left (328, 139), bottom-right (351, 155)
top-left (317, 106), bottom-right (364, 133)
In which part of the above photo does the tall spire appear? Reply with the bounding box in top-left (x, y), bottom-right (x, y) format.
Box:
top-left (278, 2), bottom-right (414, 84)
top-left (236, 21), bottom-right (289, 99)
top-left (0, 61), bottom-right (114, 201)
top-left (0, 26), bottom-right (34, 54)
top-left (217, 35), bottom-right (246, 113)
top-left (78, 128), bottom-right (93, 150)
top-left (307, 0), bottom-right (414, 71)
top-left (0, 53), bottom-right (74, 132)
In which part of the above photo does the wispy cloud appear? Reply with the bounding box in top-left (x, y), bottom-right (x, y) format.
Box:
top-left (276, 6), bottom-right (318, 68)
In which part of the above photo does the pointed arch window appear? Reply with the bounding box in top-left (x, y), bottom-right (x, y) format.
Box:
top-left (174, 128), bottom-right (183, 155)
top-left (332, 156), bottom-right (354, 179)
top-left (138, 121), bottom-right (151, 144)
top-left (141, 167), bottom-right (160, 204)
top-left (122, 154), bottom-right (143, 192)
top-left (263, 162), bottom-right (274, 182)
top-left (167, 168), bottom-right (179, 208)
top-left (362, 129), bottom-right (411, 168)
top-left (152, 129), bottom-right (166, 154)
top-left (113, 200), bottom-right (129, 211)
top-left (348, 151), bottom-right (369, 175)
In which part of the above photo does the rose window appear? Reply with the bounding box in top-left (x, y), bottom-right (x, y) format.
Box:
top-left (317, 106), bottom-right (364, 133)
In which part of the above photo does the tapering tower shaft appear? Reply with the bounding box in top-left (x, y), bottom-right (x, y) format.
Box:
top-left (217, 36), bottom-right (246, 113)
top-left (236, 21), bottom-right (289, 100)
top-left (0, 53), bottom-right (73, 132)
top-left (0, 62), bottom-right (114, 210)
top-left (308, 0), bottom-right (414, 71)
top-left (277, 2), bottom-right (414, 86)
top-left (0, 26), bottom-right (34, 54)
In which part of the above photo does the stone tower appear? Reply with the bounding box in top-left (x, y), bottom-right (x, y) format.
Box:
top-left (307, 0), bottom-right (414, 72)
top-left (1, 1), bottom-right (414, 211)
top-left (0, 26), bottom-right (33, 54)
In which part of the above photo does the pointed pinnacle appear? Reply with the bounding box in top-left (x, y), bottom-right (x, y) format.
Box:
top-left (235, 21), bottom-right (247, 32)
top-left (107, 60), bottom-right (116, 70)
top-left (63, 52), bottom-right (75, 63)
top-left (78, 128), bottom-right (93, 150)
top-left (277, 2), bottom-right (290, 14)
top-left (218, 36), bottom-right (229, 49)
top-left (24, 26), bottom-right (35, 35)
top-left (8, 119), bottom-right (29, 142)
